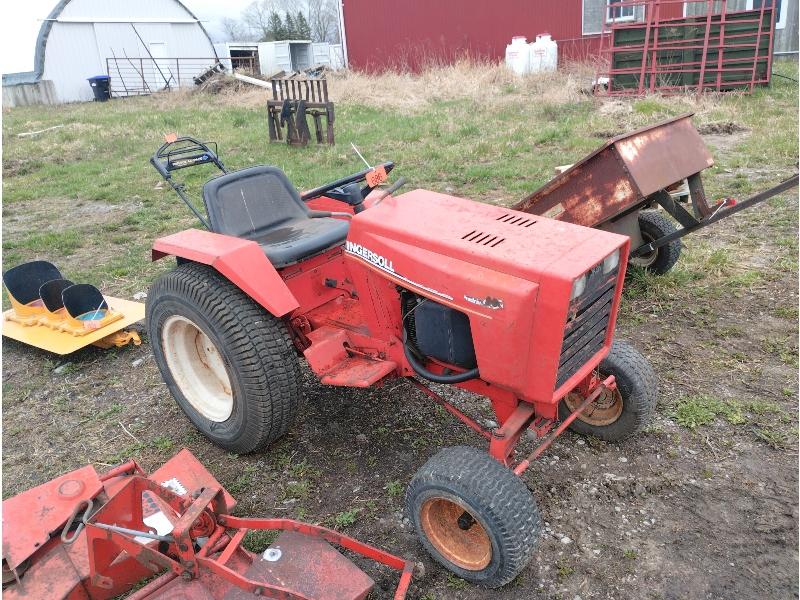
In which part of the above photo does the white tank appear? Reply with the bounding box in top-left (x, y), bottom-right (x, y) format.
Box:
top-left (529, 33), bottom-right (558, 72)
top-left (505, 36), bottom-right (530, 75)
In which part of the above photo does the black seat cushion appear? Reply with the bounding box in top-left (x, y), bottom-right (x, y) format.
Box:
top-left (249, 216), bottom-right (349, 268)
top-left (202, 165), bottom-right (348, 267)
top-left (3, 260), bottom-right (63, 305)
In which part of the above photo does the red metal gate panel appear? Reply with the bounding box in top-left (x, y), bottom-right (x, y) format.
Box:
top-left (595, 0), bottom-right (776, 95)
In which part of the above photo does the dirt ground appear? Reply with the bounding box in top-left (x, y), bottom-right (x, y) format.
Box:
top-left (2, 101), bottom-right (798, 597)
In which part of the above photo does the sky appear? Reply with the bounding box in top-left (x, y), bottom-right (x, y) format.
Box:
top-left (1, 0), bottom-right (255, 74)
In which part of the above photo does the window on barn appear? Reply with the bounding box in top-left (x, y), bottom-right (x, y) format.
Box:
top-left (685, 1), bottom-right (786, 30)
top-left (750, 0), bottom-right (786, 29)
top-left (607, 0), bottom-right (636, 22)
top-left (583, 0), bottom-right (605, 34)
top-left (583, 0), bottom-right (643, 34)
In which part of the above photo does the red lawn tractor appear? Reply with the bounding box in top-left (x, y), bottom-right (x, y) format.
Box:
top-left (147, 137), bottom-right (657, 587)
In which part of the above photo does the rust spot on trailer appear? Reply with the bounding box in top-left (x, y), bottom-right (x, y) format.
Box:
top-left (514, 114), bottom-right (713, 228)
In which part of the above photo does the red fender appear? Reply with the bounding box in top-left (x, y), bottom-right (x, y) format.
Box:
top-left (152, 229), bottom-right (299, 318)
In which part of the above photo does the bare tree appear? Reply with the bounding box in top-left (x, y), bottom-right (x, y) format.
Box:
top-left (241, 0), bottom-right (276, 41)
top-left (241, 0), bottom-right (336, 43)
top-left (220, 17), bottom-right (249, 42)
top-left (307, 0), bottom-right (340, 43)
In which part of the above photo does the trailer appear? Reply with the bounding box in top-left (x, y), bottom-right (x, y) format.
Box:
top-left (514, 113), bottom-right (798, 274)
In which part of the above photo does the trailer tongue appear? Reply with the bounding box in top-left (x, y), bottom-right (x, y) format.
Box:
top-left (513, 113), bottom-right (799, 274)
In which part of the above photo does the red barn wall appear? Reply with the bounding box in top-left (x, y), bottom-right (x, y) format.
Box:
top-left (341, 0), bottom-right (684, 71)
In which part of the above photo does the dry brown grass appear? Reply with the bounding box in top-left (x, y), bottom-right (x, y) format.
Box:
top-left (327, 59), bottom-right (595, 110)
top-left (158, 58), bottom-right (792, 127)
top-left (168, 59), bottom-right (597, 112)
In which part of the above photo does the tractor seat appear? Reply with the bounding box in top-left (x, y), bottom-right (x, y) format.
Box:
top-left (202, 165), bottom-right (349, 268)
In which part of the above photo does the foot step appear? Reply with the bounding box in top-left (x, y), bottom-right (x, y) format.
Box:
top-left (320, 356), bottom-right (397, 387)
top-left (303, 326), bottom-right (397, 387)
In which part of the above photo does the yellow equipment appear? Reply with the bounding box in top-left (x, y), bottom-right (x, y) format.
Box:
top-left (2, 261), bottom-right (144, 355)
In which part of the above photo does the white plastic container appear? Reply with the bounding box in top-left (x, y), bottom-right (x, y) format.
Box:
top-left (505, 36), bottom-right (530, 75)
top-left (529, 33), bottom-right (558, 73)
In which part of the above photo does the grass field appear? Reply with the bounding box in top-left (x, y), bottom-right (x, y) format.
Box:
top-left (4, 62), bottom-right (796, 291)
top-left (2, 60), bottom-right (799, 599)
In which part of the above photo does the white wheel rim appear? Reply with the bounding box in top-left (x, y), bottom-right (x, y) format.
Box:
top-left (161, 315), bottom-right (233, 422)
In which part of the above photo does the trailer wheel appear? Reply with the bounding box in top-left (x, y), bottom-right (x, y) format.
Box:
top-left (630, 211), bottom-right (681, 275)
top-left (559, 339), bottom-right (657, 442)
top-left (406, 446), bottom-right (541, 587)
top-left (147, 262), bottom-right (300, 454)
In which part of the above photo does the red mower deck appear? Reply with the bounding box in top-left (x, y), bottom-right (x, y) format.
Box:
top-left (2, 449), bottom-right (413, 599)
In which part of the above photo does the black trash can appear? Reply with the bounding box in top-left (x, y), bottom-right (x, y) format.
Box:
top-left (87, 75), bottom-right (111, 101)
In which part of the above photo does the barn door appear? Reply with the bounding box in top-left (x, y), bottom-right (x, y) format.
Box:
top-left (147, 42), bottom-right (172, 90)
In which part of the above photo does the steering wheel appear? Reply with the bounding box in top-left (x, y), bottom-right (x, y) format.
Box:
top-left (300, 161), bottom-right (395, 204)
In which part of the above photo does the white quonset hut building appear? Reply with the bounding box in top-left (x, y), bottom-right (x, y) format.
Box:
top-left (2, 0), bottom-right (218, 106)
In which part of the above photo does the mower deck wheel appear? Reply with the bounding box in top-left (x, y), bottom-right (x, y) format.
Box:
top-left (407, 446), bottom-right (541, 587)
top-left (147, 262), bottom-right (300, 454)
top-left (629, 210), bottom-right (681, 275)
top-left (559, 339), bottom-right (657, 441)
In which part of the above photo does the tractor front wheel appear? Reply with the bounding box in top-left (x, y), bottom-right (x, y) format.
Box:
top-left (406, 446), bottom-right (541, 587)
top-left (147, 262), bottom-right (300, 454)
top-left (559, 339), bottom-right (657, 441)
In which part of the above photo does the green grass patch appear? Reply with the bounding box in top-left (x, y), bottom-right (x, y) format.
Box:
top-left (333, 508), bottom-right (360, 528)
top-left (446, 573), bottom-right (469, 589)
top-left (673, 395), bottom-right (746, 429)
top-left (385, 480), bottom-right (404, 498)
top-left (242, 529), bottom-right (279, 553)
top-left (633, 98), bottom-right (667, 115)
top-left (3, 230), bottom-right (84, 255)
top-left (279, 480), bottom-right (310, 501)
top-left (753, 427), bottom-right (794, 449)
top-left (760, 337), bottom-right (799, 367)
top-left (673, 394), bottom-right (794, 438)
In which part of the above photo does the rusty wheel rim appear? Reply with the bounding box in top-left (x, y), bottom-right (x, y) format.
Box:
top-left (419, 497), bottom-right (492, 571)
top-left (564, 381), bottom-right (624, 426)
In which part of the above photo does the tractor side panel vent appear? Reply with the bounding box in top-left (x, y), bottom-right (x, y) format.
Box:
top-left (461, 230), bottom-right (505, 248)
top-left (555, 268), bottom-right (618, 390)
top-left (496, 214), bottom-right (537, 227)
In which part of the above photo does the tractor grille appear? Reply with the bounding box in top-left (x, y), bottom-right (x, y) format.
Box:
top-left (555, 266), bottom-right (618, 390)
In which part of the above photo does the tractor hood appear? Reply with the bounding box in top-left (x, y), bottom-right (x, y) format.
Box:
top-left (345, 188), bottom-right (629, 405)
top-left (349, 189), bottom-right (626, 285)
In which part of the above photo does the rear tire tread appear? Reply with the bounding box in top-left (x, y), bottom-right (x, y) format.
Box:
top-left (147, 262), bottom-right (300, 454)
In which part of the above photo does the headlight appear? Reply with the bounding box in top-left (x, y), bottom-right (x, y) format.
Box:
top-left (603, 249), bottom-right (620, 274)
top-left (570, 274), bottom-right (587, 300)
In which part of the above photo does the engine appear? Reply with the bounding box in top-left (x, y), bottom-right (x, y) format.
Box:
top-left (402, 292), bottom-right (477, 370)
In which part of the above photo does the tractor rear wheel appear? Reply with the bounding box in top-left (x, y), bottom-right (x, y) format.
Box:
top-left (147, 262), bottom-right (300, 454)
top-left (629, 210), bottom-right (681, 275)
top-left (406, 446), bottom-right (541, 587)
top-left (559, 339), bottom-right (656, 442)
